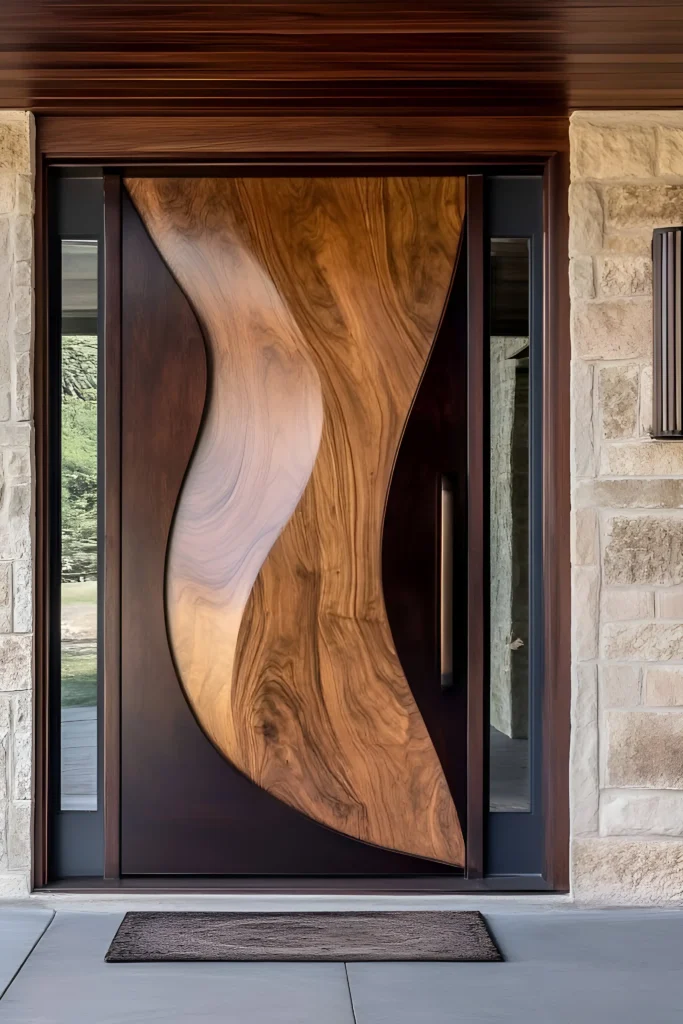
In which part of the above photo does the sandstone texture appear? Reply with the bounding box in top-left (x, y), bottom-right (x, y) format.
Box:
top-left (604, 711), bottom-right (683, 789)
top-left (599, 664), bottom-right (641, 708)
top-left (603, 516), bottom-right (683, 586)
top-left (573, 837), bottom-right (683, 904)
top-left (0, 111), bottom-right (33, 894)
top-left (571, 112), bottom-right (683, 903)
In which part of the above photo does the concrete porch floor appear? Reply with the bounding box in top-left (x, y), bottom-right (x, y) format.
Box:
top-left (0, 904), bottom-right (681, 1023)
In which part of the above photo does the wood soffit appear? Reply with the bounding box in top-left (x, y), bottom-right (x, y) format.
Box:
top-left (3, 1), bottom-right (683, 118)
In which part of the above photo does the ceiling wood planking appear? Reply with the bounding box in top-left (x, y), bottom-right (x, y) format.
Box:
top-left (3, 1), bottom-right (683, 114)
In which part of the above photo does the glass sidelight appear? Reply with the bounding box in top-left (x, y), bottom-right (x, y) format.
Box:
top-left (49, 174), bottom-right (104, 876)
top-left (486, 176), bottom-right (544, 875)
top-left (488, 236), bottom-right (531, 813)
top-left (59, 239), bottom-right (99, 812)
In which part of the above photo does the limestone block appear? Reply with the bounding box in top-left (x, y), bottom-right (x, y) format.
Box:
top-left (603, 232), bottom-right (655, 257)
top-left (0, 739), bottom-right (7, 801)
top-left (0, 117), bottom-right (30, 173)
top-left (599, 364), bottom-right (639, 439)
top-left (568, 182), bottom-right (603, 255)
top-left (12, 261), bottom-right (32, 349)
top-left (11, 692), bottom-right (30, 731)
top-left (599, 663), bottom-right (641, 707)
top-left (571, 662), bottom-right (599, 835)
top-left (645, 667), bottom-right (683, 706)
top-left (574, 478), bottom-right (683, 509)
top-left (14, 175), bottom-right (33, 216)
top-left (604, 184), bottom-right (683, 229)
top-left (572, 507), bottom-right (598, 565)
top-left (656, 126), bottom-right (683, 177)
top-left (604, 711), bottom-right (683, 789)
top-left (640, 365), bottom-right (652, 437)
top-left (7, 483), bottom-right (29, 519)
top-left (603, 516), bottom-right (683, 586)
top-left (12, 350), bottom-right (31, 420)
top-left (597, 255), bottom-right (652, 297)
top-left (573, 566), bottom-right (600, 660)
top-left (0, 177), bottom-right (14, 215)
top-left (0, 873), bottom-right (29, 897)
top-left (571, 360), bottom-right (595, 477)
top-left (657, 590), bottom-right (683, 619)
top-left (571, 123), bottom-right (656, 180)
top-left (7, 801), bottom-right (30, 870)
top-left (0, 635), bottom-right (31, 689)
top-left (600, 790), bottom-right (683, 837)
top-left (573, 837), bottom-right (683, 904)
top-left (0, 562), bottom-right (11, 632)
top-left (569, 256), bottom-right (595, 299)
top-left (0, 422), bottom-right (30, 447)
top-left (1, 483), bottom-right (32, 561)
top-left (600, 441), bottom-right (683, 477)
top-left (602, 621), bottom-right (683, 661)
top-left (5, 448), bottom-right (29, 481)
top-left (12, 562), bottom-right (31, 633)
top-left (11, 216), bottom-right (31, 263)
top-left (601, 589), bottom-right (653, 621)
top-left (572, 299), bottom-right (651, 360)
top-left (11, 730), bottom-right (30, 801)
top-left (0, 695), bottom-right (11, 734)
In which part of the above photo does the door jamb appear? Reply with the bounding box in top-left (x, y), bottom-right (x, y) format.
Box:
top-left (33, 115), bottom-right (570, 892)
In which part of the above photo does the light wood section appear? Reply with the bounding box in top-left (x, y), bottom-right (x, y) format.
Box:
top-left (126, 175), bottom-right (465, 866)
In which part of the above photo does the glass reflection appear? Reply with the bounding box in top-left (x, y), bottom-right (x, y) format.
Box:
top-left (60, 240), bottom-right (98, 811)
top-left (489, 238), bottom-right (531, 812)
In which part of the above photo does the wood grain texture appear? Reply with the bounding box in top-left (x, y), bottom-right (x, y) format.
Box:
top-left (126, 175), bottom-right (466, 866)
top-left (119, 187), bottom-right (452, 877)
top-left (6, 1), bottom-right (683, 114)
top-left (38, 115), bottom-right (568, 162)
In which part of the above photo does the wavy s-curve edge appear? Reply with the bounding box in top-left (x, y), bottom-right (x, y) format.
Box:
top-left (125, 175), bottom-right (466, 866)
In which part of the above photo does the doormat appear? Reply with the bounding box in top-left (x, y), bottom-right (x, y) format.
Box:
top-left (105, 911), bottom-right (503, 962)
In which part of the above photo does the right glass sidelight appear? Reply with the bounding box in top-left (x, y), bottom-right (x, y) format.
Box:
top-left (489, 235), bottom-right (531, 814)
top-left (485, 176), bottom-right (544, 875)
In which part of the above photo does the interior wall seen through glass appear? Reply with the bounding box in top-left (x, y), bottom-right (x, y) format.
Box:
top-left (489, 237), bottom-right (531, 813)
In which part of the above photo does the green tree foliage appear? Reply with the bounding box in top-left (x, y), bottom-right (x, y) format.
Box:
top-left (61, 335), bottom-right (97, 582)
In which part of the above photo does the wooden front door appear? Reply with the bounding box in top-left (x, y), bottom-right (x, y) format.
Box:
top-left (119, 174), bottom-right (470, 876)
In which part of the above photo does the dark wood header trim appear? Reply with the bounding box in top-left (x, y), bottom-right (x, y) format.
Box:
top-left (37, 116), bottom-right (569, 163)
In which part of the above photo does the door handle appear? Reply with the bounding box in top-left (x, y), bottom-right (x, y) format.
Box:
top-left (440, 475), bottom-right (454, 690)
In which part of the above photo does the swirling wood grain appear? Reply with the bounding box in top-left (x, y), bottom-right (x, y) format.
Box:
top-left (126, 175), bottom-right (466, 866)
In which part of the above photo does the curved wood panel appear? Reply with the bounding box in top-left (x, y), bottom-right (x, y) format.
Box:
top-left (126, 175), bottom-right (466, 866)
top-left (382, 232), bottom-right (469, 829)
top-left (120, 189), bottom-right (458, 876)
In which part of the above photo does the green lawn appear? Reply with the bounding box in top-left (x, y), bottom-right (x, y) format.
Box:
top-left (61, 580), bottom-right (97, 605)
top-left (61, 645), bottom-right (97, 707)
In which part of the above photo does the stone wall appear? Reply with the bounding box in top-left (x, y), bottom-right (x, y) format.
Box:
top-left (2, 107), bottom-right (683, 901)
top-left (570, 111), bottom-right (683, 903)
top-left (0, 112), bottom-right (34, 897)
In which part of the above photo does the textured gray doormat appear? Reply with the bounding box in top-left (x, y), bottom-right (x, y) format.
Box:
top-left (105, 911), bottom-right (503, 962)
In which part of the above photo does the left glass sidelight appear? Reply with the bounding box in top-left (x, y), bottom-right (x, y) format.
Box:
top-left (60, 240), bottom-right (99, 811)
top-left (49, 173), bottom-right (104, 877)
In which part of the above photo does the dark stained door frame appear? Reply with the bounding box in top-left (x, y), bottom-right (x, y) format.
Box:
top-left (33, 116), bottom-right (570, 893)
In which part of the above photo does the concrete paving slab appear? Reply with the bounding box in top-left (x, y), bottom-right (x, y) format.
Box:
top-left (347, 910), bottom-right (683, 1024)
top-left (0, 909), bottom-right (54, 1000)
top-left (0, 911), bottom-right (355, 1024)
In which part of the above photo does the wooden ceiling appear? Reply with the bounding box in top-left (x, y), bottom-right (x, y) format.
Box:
top-left (2, 0), bottom-right (683, 116)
